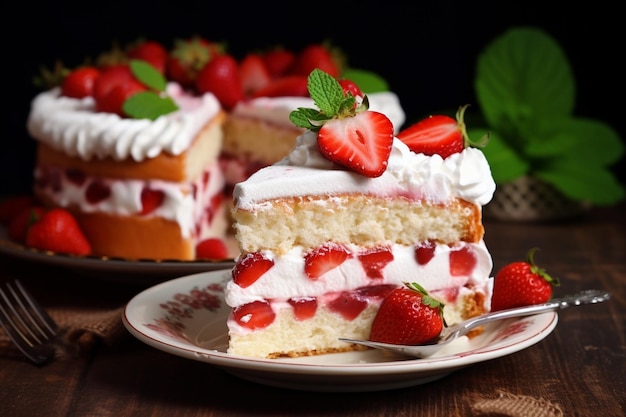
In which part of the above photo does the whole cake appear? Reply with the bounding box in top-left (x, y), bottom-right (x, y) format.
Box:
top-left (226, 69), bottom-right (496, 358)
top-left (28, 62), bottom-right (227, 260)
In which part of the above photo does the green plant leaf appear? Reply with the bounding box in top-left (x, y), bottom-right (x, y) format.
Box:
top-left (535, 161), bottom-right (625, 205)
top-left (524, 118), bottom-right (624, 165)
top-left (475, 27), bottom-right (575, 131)
top-left (130, 59), bottom-right (167, 91)
top-left (123, 92), bottom-right (179, 121)
top-left (469, 128), bottom-right (529, 183)
top-left (307, 69), bottom-right (344, 116)
top-left (341, 68), bottom-right (389, 93)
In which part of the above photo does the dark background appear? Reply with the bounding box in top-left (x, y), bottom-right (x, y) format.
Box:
top-left (5, 1), bottom-right (624, 196)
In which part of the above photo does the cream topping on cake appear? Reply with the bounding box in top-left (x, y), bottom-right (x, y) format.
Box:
top-left (231, 92), bottom-right (406, 133)
top-left (27, 83), bottom-right (221, 162)
top-left (234, 131), bottom-right (496, 209)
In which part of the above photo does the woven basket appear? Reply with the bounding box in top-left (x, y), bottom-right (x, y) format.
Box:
top-left (484, 176), bottom-right (590, 221)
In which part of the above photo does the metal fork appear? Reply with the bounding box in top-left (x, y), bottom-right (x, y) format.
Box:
top-left (0, 280), bottom-right (58, 365)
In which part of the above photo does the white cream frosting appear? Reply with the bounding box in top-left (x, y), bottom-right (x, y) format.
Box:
top-left (27, 83), bottom-right (221, 162)
top-left (234, 131), bottom-right (496, 209)
top-left (231, 92), bottom-right (406, 133)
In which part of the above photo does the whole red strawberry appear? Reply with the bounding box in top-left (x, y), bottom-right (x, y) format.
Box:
top-left (196, 238), bottom-right (229, 260)
top-left (397, 105), bottom-right (488, 159)
top-left (369, 282), bottom-right (445, 345)
top-left (61, 66), bottom-right (101, 99)
top-left (25, 208), bottom-right (91, 256)
top-left (195, 54), bottom-right (244, 111)
top-left (491, 248), bottom-right (559, 311)
top-left (127, 40), bottom-right (168, 74)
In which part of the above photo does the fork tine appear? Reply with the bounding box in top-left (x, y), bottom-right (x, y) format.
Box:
top-left (0, 280), bottom-right (57, 365)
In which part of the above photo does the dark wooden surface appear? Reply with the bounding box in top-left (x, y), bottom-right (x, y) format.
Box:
top-left (1, 203), bottom-right (624, 417)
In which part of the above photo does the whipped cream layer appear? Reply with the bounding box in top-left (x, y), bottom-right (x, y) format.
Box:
top-left (234, 132), bottom-right (496, 209)
top-left (225, 240), bottom-right (493, 333)
top-left (34, 163), bottom-right (224, 238)
top-left (231, 92), bottom-right (406, 133)
top-left (27, 84), bottom-right (221, 162)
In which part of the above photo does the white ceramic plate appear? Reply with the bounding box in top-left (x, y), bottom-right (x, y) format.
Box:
top-left (0, 227), bottom-right (235, 281)
top-left (123, 270), bottom-right (559, 392)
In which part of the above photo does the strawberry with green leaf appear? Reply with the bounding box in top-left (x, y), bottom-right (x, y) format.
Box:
top-left (289, 69), bottom-right (394, 178)
top-left (491, 248), bottom-right (559, 311)
top-left (369, 282), bottom-right (445, 345)
top-left (397, 105), bottom-right (488, 159)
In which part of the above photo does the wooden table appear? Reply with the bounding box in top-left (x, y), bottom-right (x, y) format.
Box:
top-left (1, 203), bottom-right (624, 417)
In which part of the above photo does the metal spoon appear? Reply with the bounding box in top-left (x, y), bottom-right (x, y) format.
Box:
top-left (339, 289), bottom-right (610, 358)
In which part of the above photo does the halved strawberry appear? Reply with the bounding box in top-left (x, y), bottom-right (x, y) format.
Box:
top-left (239, 53), bottom-right (271, 97)
top-left (290, 69), bottom-right (394, 178)
top-left (327, 291), bottom-right (368, 320)
top-left (396, 105), bottom-right (488, 159)
top-left (61, 66), bottom-right (101, 99)
top-left (415, 240), bottom-right (436, 265)
top-left (232, 252), bottom-right (274, 288)
top-left (196, 53), bottom-right (244, 110)
top-left (318, 112), bottom-right (394, 178)
top-left (449, 245), bottom-right (477, 276)
top-left (232, 300), bottom-right (276, 330)
top-left (304, 243), bottom-right (351, 280)
top-left (358, 246), bottom-right (394, 279)
top-left (288, 297), bottom-right (317, 321)
top-left (139, 188), bottom-right (165, 215)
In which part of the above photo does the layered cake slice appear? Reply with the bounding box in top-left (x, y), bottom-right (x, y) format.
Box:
top-left (28, 64), bottom-right (227, 260)
top-left (225, 69), bottom-right (496, 358)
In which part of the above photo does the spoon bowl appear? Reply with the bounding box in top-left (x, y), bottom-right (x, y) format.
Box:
top-left (339, 289), bottom-right (610, 359)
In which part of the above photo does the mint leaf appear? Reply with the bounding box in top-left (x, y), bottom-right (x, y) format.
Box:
top-left (307, 68), bottom-right (343, 116)
top-left (289, 107), bottom-right (328, 130)
top-left (341, 68), bottom-right (389, 93)
top-left (130, 59), bottom-right (167, 91)
top-left (123, 92), bottom-right (178, 120)
top-left (475, 27), bottom-right (575, 131)
top-left (536, 162), bottom-right (625, 205)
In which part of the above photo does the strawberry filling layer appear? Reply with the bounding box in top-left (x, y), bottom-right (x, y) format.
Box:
top-left (225, 241), bottom-right (493, 334)
top-left (34, 163), bottom-right (224, 239)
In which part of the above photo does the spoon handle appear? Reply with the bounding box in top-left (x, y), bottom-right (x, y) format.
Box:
top-left (445, 289), bottom-right (611, 339)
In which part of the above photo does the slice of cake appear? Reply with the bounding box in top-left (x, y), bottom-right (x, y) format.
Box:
top-left (225, 69), bottom-right (496, 358)
top-left (28, 70), bottom-right (228, 261)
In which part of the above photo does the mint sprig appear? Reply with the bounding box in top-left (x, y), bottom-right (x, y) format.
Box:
top-left (468, 27), bottom-right (625, 205)
top-left (289, 68), bottom-right (368, 131)
top-left (123, 59), bottom-right (179, 120)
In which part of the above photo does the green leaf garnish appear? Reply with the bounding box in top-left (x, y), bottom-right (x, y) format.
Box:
top-left (472, 27), bottom-right (625, 205)
top-left (123, 92), bottom-right (179, 121)
top-left (130, 59), bottom-right (167, 91)
top-left (289, 68), bottom-right (369, 131)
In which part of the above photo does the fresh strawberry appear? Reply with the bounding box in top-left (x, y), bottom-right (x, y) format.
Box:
top-left (415, 240), bottom-right (436, 265)
top-left (249, 75), bottom-right (309, 98)
top-left (449, 245), bottom-right (477, 276)
top-left (338, 79), bottom-right (363, 99)
top-left (196, 238), bottom-right (229, 260)
top-left (369, 282), bottom-right (445, 345)
top-left (25, 208), bottom-right (91, 256)
top-left (61, 66), bottom-right (101, 99)
top-left (263, 48), bottom-right (296, 78)
top-left (92, 65), bottom-right (134, 103)
top-left (167, 37), bottom-right (223, 87)
top-left (358, 246), bottom-right (394, 279)
top-left (288, 297), bottom-right (318, 321)
top-left (232, 300), bottom-right (275, 330)
top-left (304, 243), bottom-right (351, 280)
top-left (491, 248), bottom-right (559, 311)
top-left (127, 40), bottom-right (168, 74)
top-left (290, 43), bottom-right (340, 78)
top-left (0, 195), bottom-right (35, 225)
top-left (85, 180), bottom-right (111, 204)
top-left (195, 53), bottom-right (244, 111)
top-left (139, 188), bottom-right (165, 215)
top-left (239, 53), bottom-right (272, 97)
top-left (328, 291), bottom-right (368, 320)
top-left (290, 69), bottom-right (394, 178)
top-left (95, 78), bottom-right (147, 117)
top-left (232, 252), bottom-right (274, 288)
top-left (397, 105), bottom-right (489, 159)
top-left (8, 206), bottom-right (45, 244)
